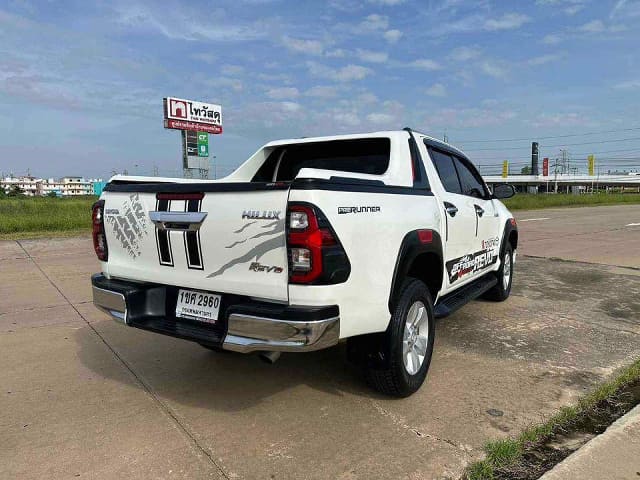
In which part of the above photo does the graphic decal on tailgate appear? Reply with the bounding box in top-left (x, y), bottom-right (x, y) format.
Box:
top-left (207, 220), bottom-right (285, 278)
top-left (105, 193), bottom-right (148, 258)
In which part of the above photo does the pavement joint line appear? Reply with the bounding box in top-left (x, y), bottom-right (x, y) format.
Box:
top-left (0, 301), bottom-right (92, 317)
top-left (519, 254), bottom-right (640, 272)
top-left (368, 399), bottom-right (471, 457)
top-left (14, 240), bottom-right (232, 480)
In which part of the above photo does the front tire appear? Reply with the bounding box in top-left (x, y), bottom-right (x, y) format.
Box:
top-left (362, 278), bottom-right (435, 397)
top-left (484, 243), bottom-right (514, 301)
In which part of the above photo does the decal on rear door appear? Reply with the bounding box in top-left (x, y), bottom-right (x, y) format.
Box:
top-left (207, 219), bottom-right (285, 278)
top-left (154, 198), bottom-right (205, 270)
top-left (446, 237), bottom-right (500, 284)
top-left (105, 193), bottom-right (149, 259)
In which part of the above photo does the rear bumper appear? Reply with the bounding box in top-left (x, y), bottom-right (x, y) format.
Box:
top-left (91, 273), bottom-right (339, 353)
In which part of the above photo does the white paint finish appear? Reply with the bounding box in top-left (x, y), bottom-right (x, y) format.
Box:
top-left (100, 130), bottom-right (514, 340)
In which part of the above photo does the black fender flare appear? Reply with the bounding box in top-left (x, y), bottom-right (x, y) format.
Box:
top-left (499, 219), bottom-right (518, 259)
top-left (387, 229), bottom-right (444, 313)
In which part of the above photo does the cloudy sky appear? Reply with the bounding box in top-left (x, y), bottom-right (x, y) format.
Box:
top-left (1, 0), bottom-right (639, 179)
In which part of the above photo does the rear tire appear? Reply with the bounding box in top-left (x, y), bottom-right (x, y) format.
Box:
top-left (361, 278), bottom-right (435, 397)
top-left (484, 243), bottom-right (514, 301)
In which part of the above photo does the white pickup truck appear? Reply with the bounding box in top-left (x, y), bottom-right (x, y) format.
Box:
top-left (91, 129), bottom-right (518, 396)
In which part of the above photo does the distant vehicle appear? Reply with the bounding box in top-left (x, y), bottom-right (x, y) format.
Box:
top-left (90, 129), bottom-right (518, 397)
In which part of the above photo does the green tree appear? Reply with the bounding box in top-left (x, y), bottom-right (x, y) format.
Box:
top-left (521, 166), bottom-right (531, 175)
top-left (7, 185), bottom-right (25, 197)
top-left (0, 188), bottom-right (6, 198)
top-left (46, 191), bottom-right (58, 198)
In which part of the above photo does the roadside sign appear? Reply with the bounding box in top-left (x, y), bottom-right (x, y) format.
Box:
top-left (163, 97), bottom-right (223, 134)
top-left (502, 160), bottom-right (508, 178)
top-left (543, 158), bottom-right (549, 176)
top-left (588, 155), bottom-right (595, 176)
top-left (185, 131), bottom-right (198, 156)
top-left (198, 132), bottom-right (209, 157)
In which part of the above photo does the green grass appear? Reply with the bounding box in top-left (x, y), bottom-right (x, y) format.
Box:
top-left (464, 357), bottom-right (640, 480)
top-left (0, 196), bottom-right (97, 239)
top-left (503, 193), bottom-right (640, 211)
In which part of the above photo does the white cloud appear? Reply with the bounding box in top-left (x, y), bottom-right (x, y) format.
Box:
top-left (356, 49), bottom-right (389, 63)
top-left (614, 79), bottom-right (640, 89)
top-left (536, 0), bottom-right (588, 15)
top-left (480, 60), bottom-right (508, 78)
top-left (325, 49), bottom-right (347, 58)
top-left (426, 83), bottom-right (447, 97)
top-left (221, 64), bottom-right (244, 75)
top-left (191, 52), bottom-right (217, 64)
top-left (484, 13), bottom-right (530, 31)
top-left (450, 46), bottom-right (482, 61)
top-left (280, 101), bottom-right (301, 112)
top-left (266, 87), bottom-right (300, 99)
top-left (527, 53), bottom-right (564, 66)
top-left (357, 92), bottom-right (378, 105)
top-left (610, 0), bottom-right (640, 19)
top-left (532, 112), bottom-right (592, 127)
top-left (334, 111), bottom-right (361, 126)
top-left (282, 36), bottom-right (324, 55)
top-left (360, 14), bottom-right (389, 31)
top-left (542, 33), bottom-right (563, 44)
top-left (577, 20), bottom-right (605, 32)
top-left (305, 86), bottom-right (339, 98)
top-left (383, 29), bottom-right (403, 43)
top-left (408, 59), bottom-right (442, 71)
top-left (307, 61), bottom-right (372, 82)
top-left (368, 0), bottom-right (405, 5)
top-left (367, 112), bottom-right (395, 124)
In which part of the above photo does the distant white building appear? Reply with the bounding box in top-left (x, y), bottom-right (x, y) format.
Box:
top-left (1, 175), bottom-right (103, 196)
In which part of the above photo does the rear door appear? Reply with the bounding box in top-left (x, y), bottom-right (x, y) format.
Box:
top-left (102, 184), bottom-right (290, 302)
top-left (427, 148), bottom-right (479, 289)
top-left (450, 155), bottom-right (501, 276)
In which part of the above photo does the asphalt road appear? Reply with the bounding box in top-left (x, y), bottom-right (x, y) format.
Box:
top-left (1, 204), bottom-right (639, 479)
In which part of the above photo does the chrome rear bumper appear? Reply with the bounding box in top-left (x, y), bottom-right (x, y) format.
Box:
top-left (223, 314), bottom-right (339, 353)
top-left (91, 273), bottom-right (339, 353)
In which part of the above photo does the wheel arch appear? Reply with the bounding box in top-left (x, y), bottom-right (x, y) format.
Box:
top-left (500, 219), bottom-right (518, 256)
top-left (388, 230), bottom-right (444, 313)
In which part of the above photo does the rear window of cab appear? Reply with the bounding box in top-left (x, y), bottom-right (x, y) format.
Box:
top-left (252, 138), bottom-right (391, 182)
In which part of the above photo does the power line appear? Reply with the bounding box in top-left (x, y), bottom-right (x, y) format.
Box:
top-left (463, 136), bottom-right (640, 151)
top-left (455, 126), bottom-right (640, 143)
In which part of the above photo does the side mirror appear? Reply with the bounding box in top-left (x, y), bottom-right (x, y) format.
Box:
top-left (493, 184), bottom-right (516, 199)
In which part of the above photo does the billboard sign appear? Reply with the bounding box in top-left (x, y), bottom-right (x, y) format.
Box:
top-left (197, 132), bottom-right (209, 157)
top-left (543, 157), bottom-right (549, 176)
top-left (163, 97), bottom-right (222, 134)
top-left (588, 154), bottom-right (595, 176)
top-left (502, 160), bottom-right (508, 178)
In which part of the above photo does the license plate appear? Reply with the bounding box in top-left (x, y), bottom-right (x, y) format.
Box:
top-left (175, 289), bottom-right (221, 323)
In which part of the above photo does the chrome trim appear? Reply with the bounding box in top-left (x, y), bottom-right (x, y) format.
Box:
top-left (149, 211), bottom-right (208, 231)
top-left (92, 286), bottom-right (127, 324)
top-left (223, 314), bottom-right (340, 353)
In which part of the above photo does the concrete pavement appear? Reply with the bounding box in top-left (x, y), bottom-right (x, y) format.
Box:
top-left (1, 204), bottom-right (639, 479)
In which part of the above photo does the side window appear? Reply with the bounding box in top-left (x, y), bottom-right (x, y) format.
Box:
top-left (452, 156), bottom-right (487, 199)
top-left (428, 148), bottom-right (462, 194)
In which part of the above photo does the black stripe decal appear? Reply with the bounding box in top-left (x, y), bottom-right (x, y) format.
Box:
top-left (155, 199), bottom-right (174, 266)
top-left (184, 199), bottom-right (204, 270)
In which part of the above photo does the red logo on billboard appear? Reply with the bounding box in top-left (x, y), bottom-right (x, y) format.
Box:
top-left (169, 99), bottom-right (188, 119)
top-left (543, 158), bottom-right (549, 176)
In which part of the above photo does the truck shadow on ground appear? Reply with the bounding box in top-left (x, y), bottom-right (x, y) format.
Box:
top-left (75, 324), bottom-right (386, 412)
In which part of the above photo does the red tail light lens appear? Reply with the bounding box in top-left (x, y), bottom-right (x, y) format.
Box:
top-left (287, 204), bottom-right (340, 284)
top-left (92, 200), bottom-right (108, 261)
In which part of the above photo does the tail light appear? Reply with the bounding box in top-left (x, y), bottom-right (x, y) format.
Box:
top-left (287, 203), bottom-right (349, 284)
top-left (92, 200), bottom-right (108, 261)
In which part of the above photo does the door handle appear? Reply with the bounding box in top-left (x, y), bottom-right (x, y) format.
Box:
top-left (149, 211), bottom-right (208, 231)
top-left (444, 202), bottom-right (458, 217)
top-left (474, 205), bottom-right (485, 217)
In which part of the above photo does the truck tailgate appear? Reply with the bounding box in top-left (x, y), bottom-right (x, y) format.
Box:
top-left (102, 186), bottom-right (290, 302)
